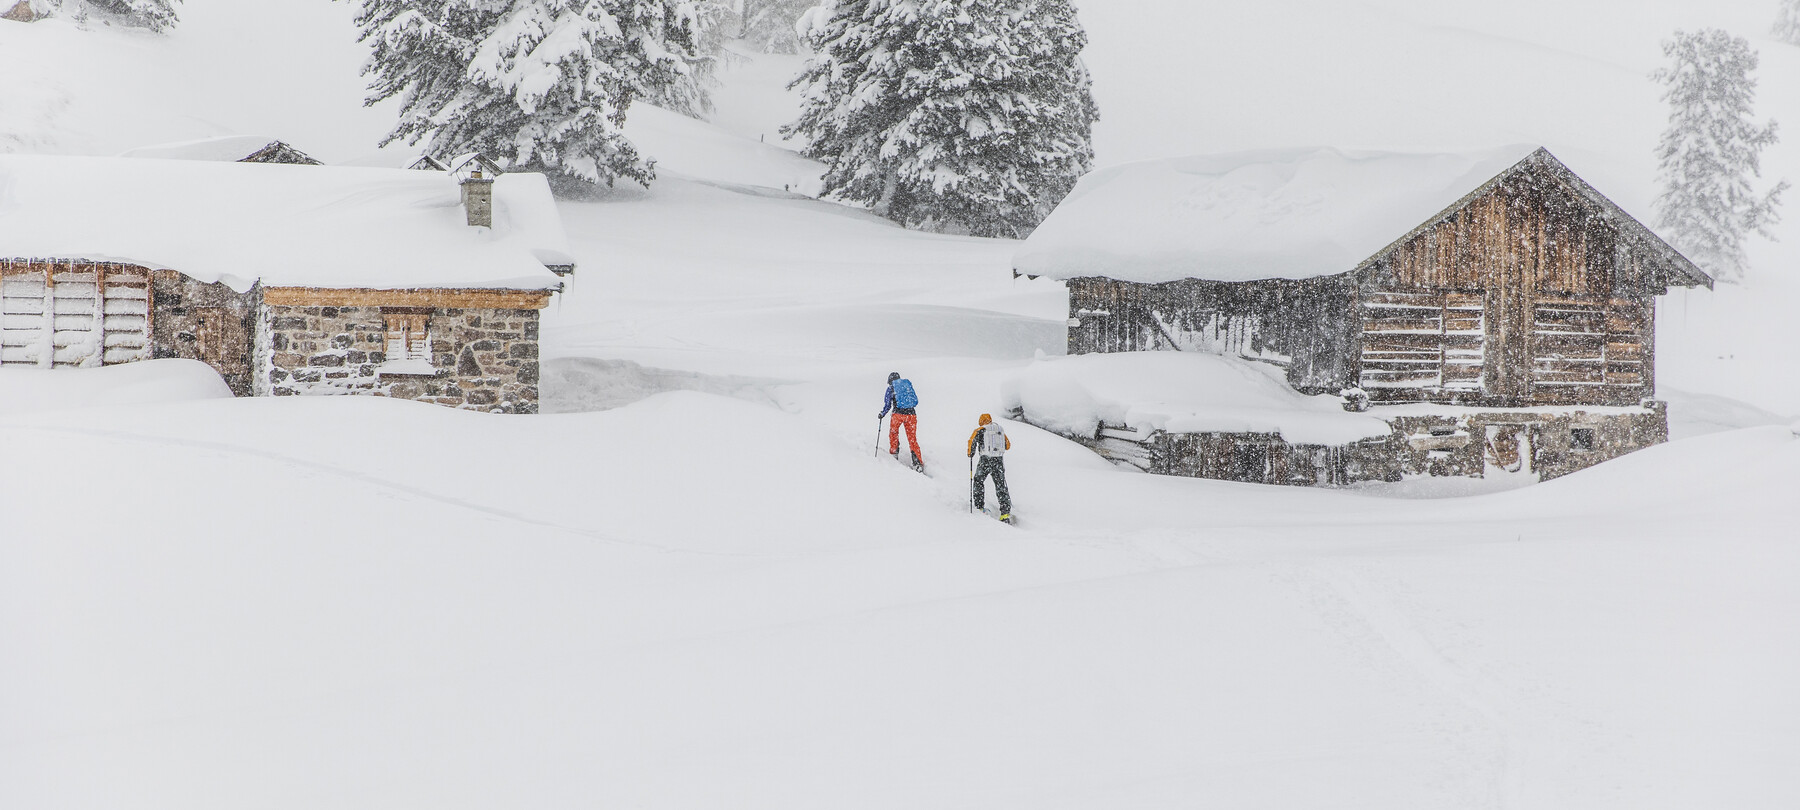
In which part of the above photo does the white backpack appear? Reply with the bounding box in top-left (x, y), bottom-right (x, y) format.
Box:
top-left (981, 423), bottom-right (1007, 456)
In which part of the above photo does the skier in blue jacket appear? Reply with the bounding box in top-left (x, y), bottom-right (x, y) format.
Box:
top-left (878, 372), bottom-right (924, 471)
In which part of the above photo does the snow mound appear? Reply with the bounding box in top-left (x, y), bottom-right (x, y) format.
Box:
top-left (0, 154), bottom-right (570, 291)
top-left (625, 104), bottom-right (824, 195)
top-left (1002, 352), bottom-right (1391, 446)
top-left (0, 359), bottom-right (234, 414)
top-left (118, 135), bottom-right (294, 162)
top-left (1014, 145), bottom-right (1539, 283)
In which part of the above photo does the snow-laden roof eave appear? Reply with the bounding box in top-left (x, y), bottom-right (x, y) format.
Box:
top-left (0, 254), bottom-right (566, 294)
top-left (0, 155), bottom-right (574, 292)
top-left (1352, 147), bottom-right (1713, 291)
top-left (1019, 145), bottom-right (1711, 291)
top-left (1015, 145), bottom-right (1545, 285)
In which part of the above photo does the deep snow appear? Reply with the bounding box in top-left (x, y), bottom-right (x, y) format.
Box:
top-left (1002, 351), bottom-right (1394, 445)
top-left (3, 1), bottom-right (1799, 808)
top-left (1014, 145), bottom-right (1544, 283)
top-left (0, 154), bottom-right (570, 290)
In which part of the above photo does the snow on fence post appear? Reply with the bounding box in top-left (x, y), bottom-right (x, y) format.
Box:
top-left (85, 263), bottom-right (106, 367)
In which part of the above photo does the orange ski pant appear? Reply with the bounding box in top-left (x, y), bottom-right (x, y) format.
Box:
top-left (888, 413), bottom-right (921, 460)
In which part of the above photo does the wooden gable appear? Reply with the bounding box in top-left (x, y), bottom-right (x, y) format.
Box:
top-left (1356, 148), bottom-right (1710, 294)
top-left (1350, 151), bottom-right (1694, 407)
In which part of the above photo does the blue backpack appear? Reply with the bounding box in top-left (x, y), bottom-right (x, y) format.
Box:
top-left (892, 379), bottom-right (919, 409)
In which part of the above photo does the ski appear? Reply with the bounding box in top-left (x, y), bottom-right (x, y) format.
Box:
top-left (978, 507), bottom-right (1017, 526)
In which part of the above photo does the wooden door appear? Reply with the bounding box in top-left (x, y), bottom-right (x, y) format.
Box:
top-left (192, 308), bottom-right (248, 376)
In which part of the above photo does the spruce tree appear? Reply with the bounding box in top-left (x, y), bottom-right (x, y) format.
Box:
top-left (1652, 29), bottom-right (1788, 283)
top-left (1775, 0), bottom-right (1800, 46)
top-left (738, 0), bottom-right (813, 53)
top-left (785, 0), bottom-right (1098, 238)
top-left (644, 0), bottom-right (727, 118)
top-left (353, 0), bottom-right (715, 188)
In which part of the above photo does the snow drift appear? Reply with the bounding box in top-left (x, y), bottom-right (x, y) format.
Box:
top-left (1002, 352), bottom-right (1391, 445)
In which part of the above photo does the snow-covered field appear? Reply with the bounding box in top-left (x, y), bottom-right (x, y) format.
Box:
top-left (4, 1), bottom-right (1800, 807)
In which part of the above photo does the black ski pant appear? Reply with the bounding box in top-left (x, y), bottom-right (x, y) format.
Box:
top-left (972, 455), bottom-right (1011, 513)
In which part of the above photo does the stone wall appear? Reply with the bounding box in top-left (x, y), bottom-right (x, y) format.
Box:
top-left (1023, 403), bottom-right (1669, 487)
top-left (150, 271), bottom-right (259, 396)
top-left (1383, 404), bottom-right (1668, 482)
top-left (255, 304), bottom-right (541, 413)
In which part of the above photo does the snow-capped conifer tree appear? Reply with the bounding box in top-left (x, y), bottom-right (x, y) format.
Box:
top-left (1776, 0), bottom-right (1800, 45)
top-left (644, 0), bottom-right (728, 118)
top-left (785, 0), bottom-right (1098, 238)
top-left (354, 0), bottom-right (715, 188)
top-left (27, 0), bottom-right (178, 30)
top-left (1652, 29), bottom-right (1788, 283)
top-left (89, 0), bottom-right (176, 30)
top-left (738, 0), bottom-right (814, 53)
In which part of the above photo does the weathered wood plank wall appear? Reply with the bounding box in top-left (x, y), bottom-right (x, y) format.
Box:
top-left (1067, 275), bottom-right (1357, 393)
top-left (1357, 165), bottom-right (1659, 406)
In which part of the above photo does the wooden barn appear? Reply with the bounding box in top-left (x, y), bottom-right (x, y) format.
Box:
top-left (0, 154), bottom-right (572, 413)
top-left (1012, 146), bottom-right (1710, 484)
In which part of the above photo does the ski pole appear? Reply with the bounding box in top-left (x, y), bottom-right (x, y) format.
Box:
top-left (968, 453), bottom-right (975, 513)
top-left (875, 415), bottom-right (883, 457)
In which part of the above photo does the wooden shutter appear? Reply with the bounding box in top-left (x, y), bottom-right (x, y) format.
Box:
top-left (0, 262), bottom-right (149, 368)
top-left (383, 312), bottom-right (429, 361)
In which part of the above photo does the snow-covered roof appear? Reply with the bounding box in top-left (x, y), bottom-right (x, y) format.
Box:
top-left (1015, 145), bottom-right (1542, 284)
top-left (0, 154), bottom-right (572, 292)
top-left (1003, 352), bottom-right (1393, 447)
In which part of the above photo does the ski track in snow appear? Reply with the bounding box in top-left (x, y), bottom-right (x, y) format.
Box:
top-left (0, 423), bottom-right (726, 558)
top-left (1288, 562), bottom-right (1522, 808)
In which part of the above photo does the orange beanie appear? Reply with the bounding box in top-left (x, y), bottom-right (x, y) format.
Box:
top-left (978, 414), bottom-right (993, 425)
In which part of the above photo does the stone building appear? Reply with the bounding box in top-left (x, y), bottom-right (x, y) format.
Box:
top-left (1013, 146), bottom-right (1710, 485)
top-left (0, 154), bottom-right (571, 413)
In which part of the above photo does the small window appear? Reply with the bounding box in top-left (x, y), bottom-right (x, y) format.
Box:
top-left (1570, 428), bottom-right (1596, 451)
top-left (380, 309), bottom-right (435, 375)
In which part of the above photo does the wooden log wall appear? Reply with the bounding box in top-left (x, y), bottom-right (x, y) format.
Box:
top-left (1358, 290), bottom-right (1485, 393)
top-left (1061, 161), bottom-right (1672, 409)
top-left (1356, 164), bottom-right (1659, 407)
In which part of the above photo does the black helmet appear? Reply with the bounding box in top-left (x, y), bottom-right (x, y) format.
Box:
top-left (888, 372), bottom-right (901, 383)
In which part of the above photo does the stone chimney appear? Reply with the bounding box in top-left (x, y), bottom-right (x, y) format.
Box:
top-left (460, 170), bottom-right (495, 228)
